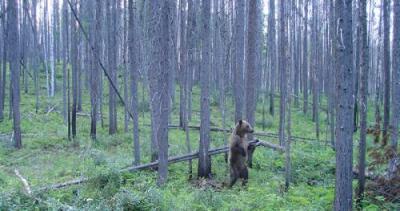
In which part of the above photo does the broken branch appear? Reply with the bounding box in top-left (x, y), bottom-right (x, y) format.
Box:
top-left (35, 139), bottom-right (282, 192)
top-left (14, 169), bottom-right (32, 195)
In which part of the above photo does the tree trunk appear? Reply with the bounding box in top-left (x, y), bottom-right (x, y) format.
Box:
top-left (90, 0), bottom-right (101, 139)
top-left (71, 0), bottom-right (78, 139)
top-left (54, 0), bottom-right (60, 62)
top-left (169, 0), bottom-right (178, 115)
top-left (328, 0), bottom-right (336, 148)
top-left (233, 0), bottom-right (245, 122)
top-left (179, 0), bottom-right (187, 128)
top-left (245, 0), bottom-right (257, 141)
top-left (21, 0), bottom-right (29, 95)
top-left (334, 0), bottom-right (354, 209)
top-left (353, 0), bottom-right (360, 133)
top-left (285, 0), bottom-right (291, 191)
top-left (148, 0), bottom-right (160, 163)
top-left (389, 0), bottom-right (400, 179)
top-left (50, 0), bottom-right (57, 97)
top-left (32, 0), bottom-right (40, 113)
top-left (279, 0), bottom-right (287, 147)
top-left (0, 0), bottom-right (7, 121)
top-left (382, 0), bottom-right (390, 141)
top-left (219, 0), bottom-right (229, 163)
top-left (123, 0), bottom-right (129, 133)
top-left (156, 0), bottom-right (171, 186)
top-left (311, 0), bottom-right (319, 140)
top-left (198, 0), bottom-right (211, 178)
top-left (128, 0), bottom-right (140, 166)
top-left (268, 0), bottom-right (276, 116)
top-left (293, 0), bottom-right (300, 108)
top-left (302, 0), bottom-right (309, 114)
top-left (8, 0), bottom-right (21, 149)
top-left (62, 0), bottom-right (69, 124)
top-left (357, 0), bottom-right (368, 202)
top-left (107, 0), bottom-right (118, 135)
top-left (186, 0), bottom-right (195, 122)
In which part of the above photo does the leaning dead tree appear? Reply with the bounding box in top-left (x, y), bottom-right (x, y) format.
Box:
top-left (34, 139), bottom-right (284, 192)
top-left (166, 124), bottom-right (321, 143)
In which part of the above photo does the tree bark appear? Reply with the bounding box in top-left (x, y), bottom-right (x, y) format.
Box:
top-left (268, 0), bottom-right (276, 117)
top-left (245, 0), bottom-right (257, 141)
top-left (8, 0), bottom-right (21, 149)
top-left (389, 0), bottom-right (400, 179)
top-left (71, 0), bottom-right (78, 139)
top-left (0, 0), bottom-right (7, 121)
top-left (357, 0), bottom-right (368, 202)
top-left (279, 0), bottom-right (287, 147)
top-left (148, 0), bottom-right (160, 162)
top-left (328, 0), bottom-right (336, 148)
top-left (21, 0), bottom-right (29, 95)
top-left (90, 0), bottom-right (101, 139)
top-left (32, 0), bottom-right (40, 114)
top-left (43, 0), bottom-right (50, 99)
top-left (128, 0), bottom-right (140, 166)
top-left (198, 0), bottom-right (211, 178)
top-left (157, 0), bottom-right (171, 186)
top-left (334, 0), bottom-right (354, 209)
top-left (302, 0), bottom-right (309, 115)
top-left (123, 0), bottom-right (129, 133)
top-left (49, 0), bottom-right (57, 97)
top-left (62, 0), bottom-right (69, 124)
top-left (179, 0), bottom-right (187, 128)
top-left (233, 0), bottom-right (245, 122)
top-left (107, 0), bottom-right (118, 135)
top-left (186, 0), bottom-right (195, 122)
top-left (382, 0), bottom-right (390, 140)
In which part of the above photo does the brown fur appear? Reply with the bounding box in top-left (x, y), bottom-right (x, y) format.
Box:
top-left (228, 120), bottom-right (254, 187)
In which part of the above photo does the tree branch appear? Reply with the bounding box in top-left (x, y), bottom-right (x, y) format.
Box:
top-left (34, 139), bottom-right (283, 192)
top-left (14, 169), bottom-right (32, 195)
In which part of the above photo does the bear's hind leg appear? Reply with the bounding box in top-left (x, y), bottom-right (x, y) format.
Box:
top-left (229, 167), bottom-right (239, 187)
top-left (240, 167), bottom-right (249, 186)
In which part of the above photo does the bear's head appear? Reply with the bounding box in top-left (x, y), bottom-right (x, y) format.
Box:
top-left (235, 120), bottom-right (254, 137)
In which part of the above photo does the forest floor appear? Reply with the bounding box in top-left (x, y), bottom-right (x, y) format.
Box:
top-left (0, 80), bottom-right (398, 210)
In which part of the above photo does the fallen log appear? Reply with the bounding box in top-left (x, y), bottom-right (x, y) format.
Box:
top-left (35, 139), bottom-right (283, 192)
top-left (36, 177), bottom-right (89, 192)
top-left (167, 124), bottom-right (320, 142)
top-left (122, 140), bottom-right (282, 172)
top-left (122, 139), bottom-right (283, 172)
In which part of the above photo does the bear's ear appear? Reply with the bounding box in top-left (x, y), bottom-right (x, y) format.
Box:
top-left (239, 120), bottom-right (243, 126)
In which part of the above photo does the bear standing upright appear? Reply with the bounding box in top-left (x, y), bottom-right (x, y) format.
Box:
top-left (228, 120), bottom-right (254, 187)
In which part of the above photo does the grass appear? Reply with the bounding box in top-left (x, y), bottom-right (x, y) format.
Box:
top-left (0, 67), bottom-right (398, 210)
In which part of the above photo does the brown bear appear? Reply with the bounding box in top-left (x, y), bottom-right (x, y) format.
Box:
top-left (228, 120), bottom-right (254, 187)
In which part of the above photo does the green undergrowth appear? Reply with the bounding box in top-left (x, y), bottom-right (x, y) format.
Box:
top-left (0, 70), bottom-right (397, 210)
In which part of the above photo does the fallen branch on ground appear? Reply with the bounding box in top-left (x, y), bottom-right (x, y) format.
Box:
top-left (76, 112), bottom-right (90, 117)
top-left (34, 139), bottom-right (283, 192)
top-left (14, 167), bottom-right (76, 209)
top-left (14, 169), bottom-right (32, 195)
top-left (36, 177), bottom-right (89, 192)
top-left (73, 112), bottom-right (105, 119)
top-left (46, 106), bottom-right (56, 115)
